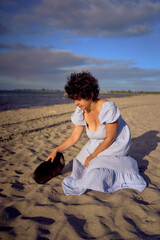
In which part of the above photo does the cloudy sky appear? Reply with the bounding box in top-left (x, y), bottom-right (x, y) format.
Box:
top-left (0, 0), bottom-right (160, 91)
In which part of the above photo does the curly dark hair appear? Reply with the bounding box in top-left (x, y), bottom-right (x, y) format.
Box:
top-left (65, 71), bottom-right (100, 101)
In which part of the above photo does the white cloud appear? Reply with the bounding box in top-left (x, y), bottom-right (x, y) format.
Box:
top-left (0, 45), bottom-right (159, 91)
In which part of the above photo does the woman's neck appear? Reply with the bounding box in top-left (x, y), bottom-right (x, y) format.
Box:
top-left (85, 100), bottom-right (99, 113)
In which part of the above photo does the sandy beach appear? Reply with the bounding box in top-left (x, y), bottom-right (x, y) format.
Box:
top-left (0, 94), bottom-right (160, 240)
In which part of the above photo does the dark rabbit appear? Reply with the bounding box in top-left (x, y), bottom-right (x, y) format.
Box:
top-left (33, 152), bottom-right (65, 184)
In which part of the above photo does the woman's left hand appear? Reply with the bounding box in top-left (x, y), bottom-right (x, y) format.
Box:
top-left (84, 155), bottom-right (93, 167)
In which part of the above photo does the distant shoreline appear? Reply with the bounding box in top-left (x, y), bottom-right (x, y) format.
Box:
top-left (0, 89), bottom-right (159, 94)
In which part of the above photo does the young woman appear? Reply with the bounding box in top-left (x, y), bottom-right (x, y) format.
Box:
top-left (47, 71), bottom-right (146, 195)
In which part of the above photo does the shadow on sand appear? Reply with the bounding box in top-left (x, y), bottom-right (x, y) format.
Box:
top-left (130, 130), bottom-right (160, 185)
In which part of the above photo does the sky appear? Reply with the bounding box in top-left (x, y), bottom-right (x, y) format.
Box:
top-left (0, 0), bottom-right (160, 91)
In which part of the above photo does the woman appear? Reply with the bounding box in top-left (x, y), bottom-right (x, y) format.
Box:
top-left (47, 71), bottom-right (146, 195)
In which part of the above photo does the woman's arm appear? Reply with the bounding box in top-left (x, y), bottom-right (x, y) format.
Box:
top-left (46, 124), bottom-right (84, 162)
top-left (84, 120), bottom-right (118, 167)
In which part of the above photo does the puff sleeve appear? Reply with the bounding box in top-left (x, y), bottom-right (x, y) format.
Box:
top-left (71, 107), bottom-right (86, 126)
top-left (99, 102), bottom-right (120, 124)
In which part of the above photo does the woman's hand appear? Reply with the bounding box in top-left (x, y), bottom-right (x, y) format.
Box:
top-left (46, 149), bottom-right (58, 162)
top-left (45, 125), bottom-right (84, 163)
top-left (84, 155), bottom-right (93, 167)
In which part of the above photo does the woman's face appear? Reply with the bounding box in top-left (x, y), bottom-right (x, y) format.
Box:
top-left (74, 98), bottom-right (92, 110)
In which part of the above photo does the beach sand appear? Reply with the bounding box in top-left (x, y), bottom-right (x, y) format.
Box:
top-left (0, 95), bottom-right (160, 240)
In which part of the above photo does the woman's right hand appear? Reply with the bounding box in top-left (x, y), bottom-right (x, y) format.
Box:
top-left (45, 125), bottom-right (84, 163)
top-left (46, 149), bottom-right (58, 162)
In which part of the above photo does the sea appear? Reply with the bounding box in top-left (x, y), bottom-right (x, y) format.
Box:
top-left (0, 91), bottom-right (135, 111)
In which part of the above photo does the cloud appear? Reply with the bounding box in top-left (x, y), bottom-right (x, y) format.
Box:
top-left (11, 0), bottom-right (160, 37)
top-left (0, 44), bottom-right (54, 50)
top-left (0, 43), bottom-right (35, 50)
top-left (61, 38), bottom-right (75, 42)
top-left (0, 45), bottom-right (160, 91)
top-left (0, 45), bottom-right (109, 79)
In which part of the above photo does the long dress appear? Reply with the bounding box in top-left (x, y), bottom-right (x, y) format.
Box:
top-left (62, 101), bottom-right (147, 195)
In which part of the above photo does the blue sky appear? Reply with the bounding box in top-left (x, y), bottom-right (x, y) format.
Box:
top-left (0, 0), bottom-right (160, 91)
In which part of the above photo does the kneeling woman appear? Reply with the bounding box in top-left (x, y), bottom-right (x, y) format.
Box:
top-left (47, 72), bottom-right (146, 195)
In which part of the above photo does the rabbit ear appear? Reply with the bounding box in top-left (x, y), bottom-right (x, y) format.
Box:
top-left (60, 155), bottom-right (65, 166)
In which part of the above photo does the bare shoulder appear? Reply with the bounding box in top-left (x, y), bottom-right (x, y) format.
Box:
top-left (97, 99), bottom-right (109, 111)
top-left (98, 99), bottom-right (109, 106)
top-left (99, 99), bottom-right (109, 104)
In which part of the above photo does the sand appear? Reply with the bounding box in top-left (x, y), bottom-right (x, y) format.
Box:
top-left (0, 94), bottom-right (160, 240)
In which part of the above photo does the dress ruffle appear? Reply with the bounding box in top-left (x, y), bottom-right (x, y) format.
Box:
top-left (71, 106), bottom-right (86, 126)
top-left (99, 101), bottom-right (120, 124)
top-left (62, 159), bottom-right (146, 195)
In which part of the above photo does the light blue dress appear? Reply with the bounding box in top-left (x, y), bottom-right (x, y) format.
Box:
top-left (62, 101), bottom-right (147, 195)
